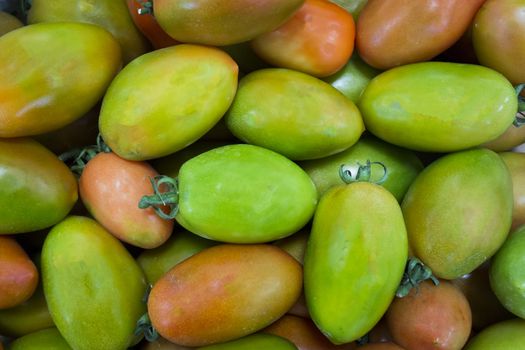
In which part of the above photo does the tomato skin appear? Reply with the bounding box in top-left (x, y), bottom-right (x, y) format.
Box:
top-left (473, 0), bottom-right (525, 84)
top-left (0, 11), bottom-right (23, 36)
top-left (197, 334), bottom-right (298, 350)
top-left (176, 144), bottom-right (317, 243)
top-left (79, 152), bottom-right (173, 249)
top-left (464, 319), bottom-right (525, 349)
top-left (99, 44), bottom-right (238, 161)
top-left (8, 328), bottom-right (71, 350)
top-left (402, 148), bottom-right (513, 280)
top-left (28, 0), bottom-right (150, 64)
top-left (251, 0), bottom-right (355, 78)
top-left (386, 280), bottom-right (471, 350)
top-left (126, 0), bottom-right (178, 49)
top-left (359, 62), bottom-right (517, 152)
top-left (141, 337), bottom-right (193, 349)
top-left (226, 69), bottom-right (364, 160)
top-left (0, 22), bottom-right (121, 138)
top-left (500, 152), bottom-right (525, 231)
top-left (356, 0), bottom-right (485, 69)
top-left (42, 216), bottom-right (147, 350)
top-left (0, 237), bottom-right (38, 309)
top-left (0, 138), bottom-right (77, 234)
top-left (154, 0), bottom-right (305, 46)
top-left (304, 182), bottom-right (408, 344)
top-left (484, 123), bottom-right (525, 152)
top-left (148, 244), bottom-right (302, 347)
top-left (359, 344), bottom-right (404, 350)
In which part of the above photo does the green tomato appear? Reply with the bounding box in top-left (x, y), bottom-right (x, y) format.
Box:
top-left (28, 0), bottom-right (150, 64)
top-left (304, 182), bottom-right (408, 344)
top-left (137, 230), bottom-right (217, 284)
top-left (99, 44), bottom-right (238, 161)
top-left (197, 334), bottom-right (297, 350)
top-left (174, 144), bottom-right (317, 243)
top-left (0, 22), bottom-right (121, 138)
top-left (402, 148), bottom-right (513, 279)
top-left (225, 68), bottom-right (364, 160)
top-left (464, 319), bottom-right (525, 349)
top-left (299, 135), bottom-right (423, 201)
top-left (42, 216), bottom-right (147, 350)
top-left (0, 138), bottom-right (77, 234)
top-left (8, 328), bottom-right (71, 350)
top-left (490, 225), bottom-right (525, 318)
top-left (359, 62), bottom-right (518, 152)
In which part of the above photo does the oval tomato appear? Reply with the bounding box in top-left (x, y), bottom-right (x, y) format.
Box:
top-left (464, 319), bottom-right (525, 349)
top-left (251, 0), bottom-right (355, 78)
top-left (8, 328), bottom-right (71, 350)
top-left (499, 152), bottom-right (525, 230)
top-left (484, 122), bottom-right (525, 152)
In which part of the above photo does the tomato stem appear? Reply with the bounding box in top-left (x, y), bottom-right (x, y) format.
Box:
top-left (396, 257), bottom-right (439, 298)
top-left (134, 313), bottom-right (159, 342)
top-left (139, 175), bottom-right (179, 220)
top-left (339, 160), bottom-right (388, 185)
top-left (513, 84), bottom-right (525, 127)
top-left (136, 0), bottom-right (153, 15)
top-left (59, 134), bottom-right (111, 176)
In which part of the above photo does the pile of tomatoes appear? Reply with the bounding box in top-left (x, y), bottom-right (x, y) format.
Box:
top-left (1, 0), bottom-right (525, 349)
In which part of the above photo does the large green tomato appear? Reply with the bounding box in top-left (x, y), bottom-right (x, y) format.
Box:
top-left (0, 138), bottom-right (77, 234)
top-left (402, 148), bottom-right (513, 280)
top-left (304, 182), bottom-right (408, 344)
top-left (173, 144), bottom-right (317, 243)
top-left (42, 216), bottom-right (147, 350)
top-left (99, 44), bottom-right (238, 161)
top-left (225, 68), bottom-right (364, 160)
top-left (359, 62), bottom-right (518, 152)
top-left (8, 328), bottom-right (71, 350)
top-left (28, 0), bottom-right (150, 63)
top-left (464, 319), bottom-right (525, 349)
top-left (0, 22), bottom-right (121, 138)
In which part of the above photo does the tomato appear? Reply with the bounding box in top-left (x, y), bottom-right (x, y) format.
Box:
top-left (484, 122), bottom-right (525, 152)
top-left (8, 328), bottom-right (71, 350)
top-left (147, 244), bottom-right (302, 347)
top-left (28, 0), bottom-right (150, 64)
top-left (126, 0), bottom-right (178, 49)
top-left (0, 11), bottom-right (23, 36)
top-left (0, 138), bottom-right (77, 234)
top-left (137, 230), bottom-right (217, 284)
top-left (79, 152), bottom-right (173, 249)
top-left (264, 314), bottom-right (357, 350)
top-left (299, 135), bottom-right (423, 201)
top-left (359, 62), bottom-right (518, 152)
top-left (0, 22), bottom-right (121, 138)
top-left (274, 230), bottom-right (309, 264)
top-left (251, 0), bottom-right (355, 78)
top-left (359, 344), bottom-right (404, 350)
top-left (0, 237), bottom-right (38, 309)
top-left (402, 148), bottom-right (513, 280)
top-left (386, 280), bottom-right (472, 350)
top-left (99, 44), bottom-right (238, 161)
top-left (141, 337), bottom-right (193, 349)
top-left (464, 319), bottom-right (525, 349)
top-left (367, 319), bottom-right (394, 344)
top-left (499, 152), bottom-right (525, 230)
top-left (42, 216), bottom-right (147, 350)
top-left (472, 0), bottom-right (525, 85)
top-left (225, 69), bottom-right (364, 160)
top-left (168, 144), bottom-right (317, 243)
top-left (304, 181), bottom-right (407, 344)
top-left (153, 0), bottom-right (304, 46)
top-left (489, 225), bottom-right (525, 318)
top-left (197, 334), bottom-right (298, 350)
top-left (452, 262), bottom-right (513, 331)
top-left (323, 53), bottom-right (381, 104)
top-left (356, 0), bottom-right (485, 69)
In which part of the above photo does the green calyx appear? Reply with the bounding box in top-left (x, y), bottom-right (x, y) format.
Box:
top-left (59, 134), bottom-right (111, 176)
top-left (396, 257), bottom-right (439, 298)
top-left (138, 175), bottom-right (179, 220)
top-left (513, 84), bottom-right (525, 127)
top-left (134, 313), bottom-right (159, 342)
top-left (136, 0), bottom-right (153, 15)
top-left (339, 160), bottom-right (388, 185)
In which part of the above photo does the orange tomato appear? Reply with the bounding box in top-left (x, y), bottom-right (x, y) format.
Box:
top-left (251, 0), bottom-right (355, 77)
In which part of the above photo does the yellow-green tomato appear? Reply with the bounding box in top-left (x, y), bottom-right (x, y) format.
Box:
top-left (197, 334), bottom-right (298, 350)
top-left (0, 22), bottom-right (121, 138)
top-left (0, 138), bottom-right (77, 234)
top-left (464, 319), bottom-right (525, 350)
top-left (175, 144), bottom-right (318, 243)
top-left (304, 182), bottom-right (408, 344)
top-left (359, 62), bottom-right (518, 152)
top-left (225, 68), bottom-right (364, 160)
top-left (28, 0), bottom-right (150, 63)
top-left (402, 148), bottom-right (513, 280)
top-left (299, 135), bottom-right (423, 201)
top-left (8, 328), bottom-right (71, 350)
top-left (42, 216), bottom-right (147, 350)
top-left (99, 44), bottom-right (238, 160)
top-left (500, 152), bottom-right (525, 230)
